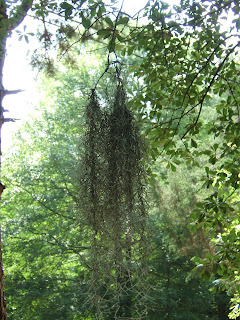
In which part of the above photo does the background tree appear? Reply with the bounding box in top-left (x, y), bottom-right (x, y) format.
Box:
top-left (1, 56), bottom-right (96, 319)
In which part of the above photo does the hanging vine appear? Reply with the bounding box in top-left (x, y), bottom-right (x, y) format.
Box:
top-left (79, 83), bottom-right (149, 319)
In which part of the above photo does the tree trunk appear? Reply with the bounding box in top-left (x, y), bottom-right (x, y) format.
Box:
top-left (0, 1), bottom-right (33, 318)
top-left (0, 227), bottom-right (6, 320)
top-left (0, 6), bottom-right (8, 314)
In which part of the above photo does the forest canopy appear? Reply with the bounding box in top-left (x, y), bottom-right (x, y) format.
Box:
top-left (0, 0), bottom-right (240, 319)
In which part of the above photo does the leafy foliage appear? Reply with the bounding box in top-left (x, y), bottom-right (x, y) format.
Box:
top-left (1, 63), bottom-right (95, 319)
top-left (1, 50), bottom-right (233, 319)
top-left (2, 0), bottom-right (240, 318)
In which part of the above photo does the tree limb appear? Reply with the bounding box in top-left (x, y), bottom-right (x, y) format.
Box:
top-left (3, 89), bottom-right (25, 96)
top-left (181, 43), bottom-right (239, 139)
top-left (8, 0), bottom-right (33, 31)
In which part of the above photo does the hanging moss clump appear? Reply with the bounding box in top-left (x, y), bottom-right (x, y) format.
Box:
top-left (80, 89), bottom-right (107, 232)
top-left (79, 84), bottom-right (149, 319)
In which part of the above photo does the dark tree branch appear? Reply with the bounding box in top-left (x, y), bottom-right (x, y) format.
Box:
top-left (181, 43), bottom-right (239, 139)
top-left (2, 89), bottom-right (25, 96)
top-left (8, 0), bottom-right (33, 31)
top-left (219, 74), bottom-right (240, 121)
top-left (17, 183), bottom-right (77, 221)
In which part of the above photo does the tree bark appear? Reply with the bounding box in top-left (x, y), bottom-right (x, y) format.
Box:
top-left (0, 1), bottom-right (9, 315)
top-left (0, 1), bottom-right (33, 318)
top-left (0, 227), bottom-right (6, 320)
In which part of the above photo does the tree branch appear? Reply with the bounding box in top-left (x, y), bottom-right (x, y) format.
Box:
top-left (8, 0), bottom-right (33, 31)
top-left (181, 43), bottom-right (239, 139)
top-left (3, 89), bottom-right (25, 96)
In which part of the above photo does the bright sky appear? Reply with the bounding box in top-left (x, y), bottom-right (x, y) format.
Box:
top-left (2, 21), bottom-right (39, 153)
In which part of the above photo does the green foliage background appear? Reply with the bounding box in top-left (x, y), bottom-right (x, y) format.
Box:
top-left (0, 51), bottom-right (232, 319)
top-left (1, 0), bottom-right (240, 318)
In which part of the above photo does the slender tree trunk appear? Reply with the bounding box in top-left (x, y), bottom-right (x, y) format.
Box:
top-left (0, 1), bottom-right (33, 318)
top-left (0, 227), bottom-right (6, 320)
top-left (0, 7), bottom-right (8, 314)
top-left (164, 253), bottom-right (170, 320)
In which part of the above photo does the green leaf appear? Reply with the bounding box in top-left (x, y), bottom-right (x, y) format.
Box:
top-left (60, 1), bottom-right (73, 10)
top-left (115, 32), bottom-right (124, 41)
top-left (105, 17), bottom-right (114, 27)
top-left (236, 17), bottom-right (240, 30)
top-left (108, 38), bottom-right (115, 52)
top-left (209, 156), bottom-right (217, 165)
top-left (201, 269), bottom-right (211, 281)
top-left (82, 17), bottom-right (91, 29)
top-left (170, 163), bottom-right (176, 172)
top-left (96, 4), bottom-right (106, 17)
top-left (192, 256), bottom-right (202, 264)
top-left (97, 29), bottom-right (112, 37)
top-left (127, 45), bottom-right (135, 55)
top-left (191, 139), bottom-right (198, 148)
top-left (117, 17), bottom-right (129, 25)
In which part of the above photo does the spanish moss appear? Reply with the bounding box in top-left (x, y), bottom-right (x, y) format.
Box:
top-left (79, 84), bottom-right (149, 319)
